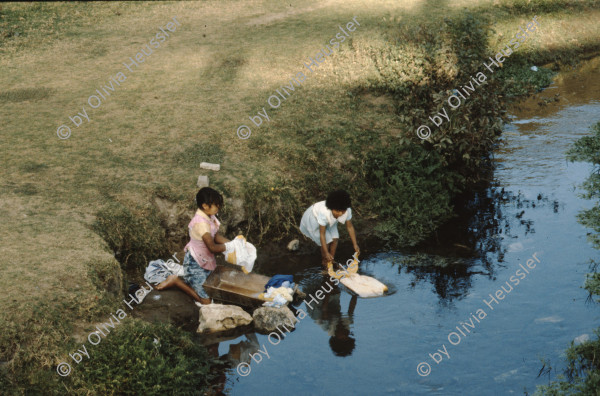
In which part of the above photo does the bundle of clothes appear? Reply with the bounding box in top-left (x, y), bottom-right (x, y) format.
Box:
top-left (144, 259), bottom-right (184, 284)
top-left (260, 274), bottom-right (295, 308)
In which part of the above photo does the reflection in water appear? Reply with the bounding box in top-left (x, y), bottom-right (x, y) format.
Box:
top-left (307, 289), bottom-right (357, 356)
top-left (224, 56), bottom-right (600, 395)
top-left (398, 188), bottom-right (560, 305)
top-left (224, 333), bottom-right (261, 367)
top-left (299, 278), bottom-right (358, 356)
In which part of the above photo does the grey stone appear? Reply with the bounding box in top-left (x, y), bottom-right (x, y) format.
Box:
top-left (252, 306), bottom-right (297, 334)
top-left (200, 162), bottom-right (220, 171)
top-left (197, 175), bottom-right (209, 188)
top-left (574, 334), bottom-right (591, 345)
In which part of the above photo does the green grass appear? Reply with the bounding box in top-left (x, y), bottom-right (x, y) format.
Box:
top-left (1, 0), bottom-right (600, 393)
top-left (63, 320), bottom-right (223, 396)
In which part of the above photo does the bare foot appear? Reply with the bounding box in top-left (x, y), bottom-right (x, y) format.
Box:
top-left (156, 274), bottom-right (178, 290)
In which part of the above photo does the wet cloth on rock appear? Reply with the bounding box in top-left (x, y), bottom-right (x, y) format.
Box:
top-left (264, 274), bottom-right (294, 291)
top-left (144, 259), bottom-right (185, 284)
top-left (264, 286), bottom-right (294, 302)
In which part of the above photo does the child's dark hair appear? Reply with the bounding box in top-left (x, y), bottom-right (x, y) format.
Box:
top-left (196, 187), bottom-right (224, 210)
top-left (329, 322), bottom-right (356, 356)
top-left (326, 190), bottom-right (351, 211)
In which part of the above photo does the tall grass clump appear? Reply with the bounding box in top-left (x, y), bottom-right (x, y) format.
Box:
top-left (242, 176), bottom-right (303, 244)
top-left (92, 202), bottom-right (169, 272)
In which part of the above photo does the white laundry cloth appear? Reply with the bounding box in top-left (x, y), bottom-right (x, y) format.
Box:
top-left (144, 259), bottom-right (185, 284)
top-left (262, 295), bottom-right (289, 308)
top-left (224, 235), bottom-right (257, 273)
top-left (263, 286), bottom-right (294, 301)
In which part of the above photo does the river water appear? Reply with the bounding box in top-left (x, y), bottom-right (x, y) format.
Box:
top-left (217, 57), bottom-right (600, 395)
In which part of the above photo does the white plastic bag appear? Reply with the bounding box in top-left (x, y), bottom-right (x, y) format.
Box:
top-left (224, 235), bottom-right (257, 273)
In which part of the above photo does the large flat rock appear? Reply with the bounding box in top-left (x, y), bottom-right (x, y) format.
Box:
top-left (197, 303), bottom-right (253, 334)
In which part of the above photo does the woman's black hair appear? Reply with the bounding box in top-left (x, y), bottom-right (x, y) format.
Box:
top-left (325, 190), bottom-right (351, 211)
top-left (196, 187), bottom-right (224, 210)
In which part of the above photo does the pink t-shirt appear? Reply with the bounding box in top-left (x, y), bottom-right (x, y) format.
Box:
top-left (184, 209), bottom-right (220, 270)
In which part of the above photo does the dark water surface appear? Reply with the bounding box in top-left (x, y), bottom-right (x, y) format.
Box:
top-left (218, 57), bottom-right (600, 395)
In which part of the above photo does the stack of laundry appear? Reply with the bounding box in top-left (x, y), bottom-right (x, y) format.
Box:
top-left (259, 274), bottom-right (295, 308)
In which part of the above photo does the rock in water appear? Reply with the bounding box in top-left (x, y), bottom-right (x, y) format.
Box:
top-left (574, 334), bottom-right (590, 345)
top-left (197, 304), bottom-right (253, 334)
top-left (253, 306), bottom-right (297, 334)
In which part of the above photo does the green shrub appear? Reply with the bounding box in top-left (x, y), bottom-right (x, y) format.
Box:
top-left (363, 12), bottom-right (508, 183)
top-left (534, 330), bottom-right (600, 395)
top-left (65, 320), bottom-right (222, 395)
top-left (568, 122), bottom-right (600, 249)
top-left (585, 271), bottom-right (600, 301)
top-left (92, 202), bottom-right (169, 272)
top-left (567, 122), bottom-right (600, 165)
top-left (242, 176), bottom-right (303, 243)
top-left (365, 144), bottom-right (458, 246)
top-left (496, 63), bottom-right (556, 98)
